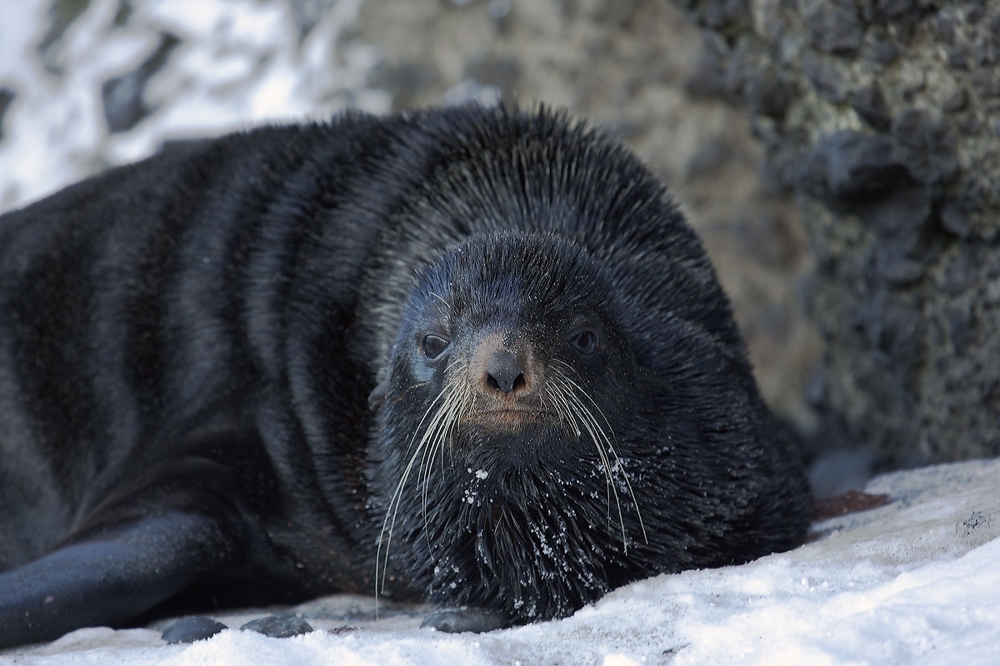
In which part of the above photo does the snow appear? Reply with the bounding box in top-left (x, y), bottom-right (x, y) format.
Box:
top-left (4, 458), bottom-right (999, 665)
top-left (2, 2), bottom-right (999, 664)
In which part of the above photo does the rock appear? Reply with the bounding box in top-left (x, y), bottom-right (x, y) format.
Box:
top-left (801, 51), bottom-right (847, 103)
top-left (240, 613), bottom-right (314, 638)
top-left (101, 33), bottom-right (180, 134)
top-left (0, 88), bottom-right (14, 141)
top-left (161, 616), bottom-right (228, 644)
top-left (799, 0), bottom-right (864, 54)
top-left (849, 84), bottom-right (891, 131)
top-left (421, 607), bottom-right (509, 633)
top-left (798, 131), bottom-right (909, 200)
top-left (890, 109), bottom-right (959, 186)
top-left (670, 0), bottom-right (1000, 465)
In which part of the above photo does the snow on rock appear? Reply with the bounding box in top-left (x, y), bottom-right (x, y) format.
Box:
top-left (0, 0), bottom-right (388, 212)
top-left (5, 458), bottom-right (1000, 665)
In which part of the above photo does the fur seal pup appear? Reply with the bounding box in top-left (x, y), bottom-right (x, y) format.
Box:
top-left (0, 105), bottom-right (811, 648)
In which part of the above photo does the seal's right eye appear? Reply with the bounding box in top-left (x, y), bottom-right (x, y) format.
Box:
top-left (567, 326), bottom-right (600, 356)
top-left (422, 334), bottom-right (450, 360)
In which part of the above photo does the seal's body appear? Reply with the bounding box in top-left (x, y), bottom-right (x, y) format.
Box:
top-left (0, 106), bottom-right (811, 648)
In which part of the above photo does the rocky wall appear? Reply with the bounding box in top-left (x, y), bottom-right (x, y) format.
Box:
top-left (673, 0), bottom-right (1000, 467)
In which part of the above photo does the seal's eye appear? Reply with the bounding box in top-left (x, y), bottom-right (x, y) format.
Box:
top-left (422, 334), bottom-right (450, 360)
top-left (568, 327), bottom-right (599, 356)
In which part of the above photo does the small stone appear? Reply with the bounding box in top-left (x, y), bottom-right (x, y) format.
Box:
top-left (850, 84), bottom-right (891, 130)
top-left (872, 248), bottom-right (926, 286)
top-left (101, 32), bottom-right (180, 134)
top-left (798, 131), bottom-right (908, 200)
top-left (940, 200), bottom-right (971, 239)
top-left (689, 0), bottom-right (751, 31)
top-left (802, 51), bottom-right (846, 103)
top-left (799, 0), bottom-right (864, 54)
top-left (947, 48), bottom-right (968, 70)
top-left (939, 246), bottom-right (982, 295)
top-left (421, 607), bottom-right (509, 633)
top-left (856, 185), bottom-right (932, 239)
top-left (240, 613), bottom-right (314, 638)
top-left (746, 66), bottom-right (791, 118)
top-left (162, 616), bottom-right (228, 644)
top-left (948, 308), bottom-right (975, 356)
top-left (891, 109), bottom-right (958, 186)
top-left (853, 297), bottom-right (927, 359)
top-left (873, 0), bottom-right (913, 19)
top-left (0, 87), bottom-right (15, 141)
top-left (971, 68), bottom-right (1000, 100)
top-left (872, 39), bottom-right (899, 66)
top-left (940, 88), bottom-right (968, 113)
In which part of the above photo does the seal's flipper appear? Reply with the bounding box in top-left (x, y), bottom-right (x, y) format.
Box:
top-left (0, 510), bottom-right (235, 648)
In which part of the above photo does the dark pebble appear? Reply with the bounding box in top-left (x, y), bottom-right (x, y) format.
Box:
top-left (746, 66), bottom-right (792, 119)
top-left (101, 32), bottom-right (180, 134)
top-left (856, 185), bottom-right (932, 239)
top-left (891, 109), bottom-right (959, 186)
top-left (0, 87), bottom-right (15, 141)
top-left (800, 0), bottom-right (864, 54)
top-left (872, 39), bottom-right (899, 66)
top-left (240, 613), bottom-right (314, 638)
top-left (850, 84), bottom-right (891, 130)
top-left (161, 616), bottom-right (228, 644)
top-left (802, 51), bottom-right (846, 103)
top-left (799, 131), bottom-right (909, 200)
top-left (421, 607), bottom-right (509, 633)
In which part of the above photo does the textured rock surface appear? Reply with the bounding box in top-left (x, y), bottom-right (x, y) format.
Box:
top-left (240, 614), bottom-right (314, 639)
top-left (674, 0), bottom-right (1000, 466)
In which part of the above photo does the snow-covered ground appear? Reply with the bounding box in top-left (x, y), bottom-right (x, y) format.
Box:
top-left (2, 2), bottom-right (999, 664)
top-left (5, 458), bottom-right (1000, 665)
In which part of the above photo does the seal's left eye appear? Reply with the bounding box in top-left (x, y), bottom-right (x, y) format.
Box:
top-left (568, 327), bottom-right (599, 356)
top-left (422, 334), bottom-right (450, 360)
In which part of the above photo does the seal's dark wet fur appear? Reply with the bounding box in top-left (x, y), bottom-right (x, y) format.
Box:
top-left (0, 105), bottom-right (811, 647)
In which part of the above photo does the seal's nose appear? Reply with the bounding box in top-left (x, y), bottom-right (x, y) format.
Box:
top-left (484, 351), bottom-right (526, 394)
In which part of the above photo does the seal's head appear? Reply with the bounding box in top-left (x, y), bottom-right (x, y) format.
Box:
top-left (369, 230), bottom-right (656, 621)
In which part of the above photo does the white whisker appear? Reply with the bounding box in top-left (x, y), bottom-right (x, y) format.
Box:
top-left (549, 361), bottom-right (648, 551)
top-left (376, 358), bottom-right (470, 601)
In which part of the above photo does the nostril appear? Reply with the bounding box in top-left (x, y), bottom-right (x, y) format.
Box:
top-left (510, 373), bottom-right (526, 392)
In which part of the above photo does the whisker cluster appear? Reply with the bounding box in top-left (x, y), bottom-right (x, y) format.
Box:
top-left (376, 355), bottom-right (650, 605)
top-left (376, 360), bottom-right (470, 596)
top-left (547, 360), bottom-right (648, 552)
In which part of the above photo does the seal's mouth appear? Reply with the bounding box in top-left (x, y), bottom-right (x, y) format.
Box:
top-left (466, 408), bottom-right (557, 428)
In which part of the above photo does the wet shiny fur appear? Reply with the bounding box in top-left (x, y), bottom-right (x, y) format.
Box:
top-left (0, 106), bottom-right (811, 647)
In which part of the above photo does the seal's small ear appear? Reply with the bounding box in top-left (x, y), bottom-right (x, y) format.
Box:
top-left (369, 380), bottom-right (389, 410)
